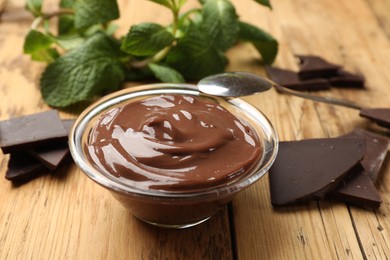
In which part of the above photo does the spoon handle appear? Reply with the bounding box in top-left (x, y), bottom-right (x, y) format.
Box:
top-left (273, 84), bottom-right (363, 110)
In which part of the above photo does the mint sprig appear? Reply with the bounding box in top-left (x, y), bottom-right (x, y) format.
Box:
top-left (24, 0), bottom-right (278, 108)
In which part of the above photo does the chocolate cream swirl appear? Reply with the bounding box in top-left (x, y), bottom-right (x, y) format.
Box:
top-left (86, 94), bottom-right (262, 191)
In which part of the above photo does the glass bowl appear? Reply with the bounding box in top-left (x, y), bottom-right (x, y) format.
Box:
top-left (69, 83), bottom-right (278, 228)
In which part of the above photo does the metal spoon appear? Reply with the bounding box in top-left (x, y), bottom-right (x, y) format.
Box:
top-left (198, 72), bottom-right (361, 109)
top-left (198, 72), bottom-right (390, 128)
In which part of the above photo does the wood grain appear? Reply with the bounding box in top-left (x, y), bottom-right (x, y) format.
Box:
top-left (0, 0), bottom-right (389, 259)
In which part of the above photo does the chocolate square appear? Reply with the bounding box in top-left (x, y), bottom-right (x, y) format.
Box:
top-left (5, 152), bottom-right (47, 182)
top-left (328, 70), bottom-right (365, 88)
top-left (297, 55), bottom-right (341, 80)
top-left (331, 163), bottom-right (382, 209)
top-left (0, 110), bottom-right (68, 153)
top-left (340, 129), bottom-right (389, 182)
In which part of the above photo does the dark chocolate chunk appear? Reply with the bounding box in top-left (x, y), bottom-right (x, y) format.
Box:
top-left (359, 108), bottom-right (390, 128)
top-left (28, 119), bottom-right (75, 170)
top-left (265, 66), bottom-right (330, 91)
top-left (29, 142), bottom-right (70, 170)
top-left (328, 70), bottom-right (365, 88)
top-left (340, 129), bottom-right (389, 182)
top-left (331, 163), bottom-right (382, 209)
top-left (0, 110), bottom-right (68, 153)
top-left (269, 138), bottom-right (365, 206)
top-left (297, 55), bottom-right (341, 80)
top-left (5, 152), bottom-right (47, 182)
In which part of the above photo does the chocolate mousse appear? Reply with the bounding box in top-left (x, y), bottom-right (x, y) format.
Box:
top-left (86, 94), bottom-right (262, 191)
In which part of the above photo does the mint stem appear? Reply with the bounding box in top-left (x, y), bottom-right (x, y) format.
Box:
top-left (31, 9), bottom-right (74, 30)
top-left (129, 2), bottom-right (180, 68)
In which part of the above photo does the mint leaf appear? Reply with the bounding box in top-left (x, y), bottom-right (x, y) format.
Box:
top-left (166, 22), bottom-right (227, 79)
top-left (26, 0), bottom-right (42, 16)
top-left (148, 63), bottom-right (185, 83)
top-left (121, 23), bottom-right (175, 56)
top-left (55, 34), bottom-right (85, 50)
top-left (201, 0), bottom-right (239, 51)
top-left (41, 33), bottom-right (125, 107)
top-left (58, 0), bottom-right (75, 35)
top-left (147, 0), bottom-right (173, 9)
top-left (24, 30), bottom-right (54, 53)
top-left (24, 30), bottom-right (59, 62)
top-left (254, 0), bottom-right (272, 9)
top-left (74, 0), bottom-right (119, 29)
top-left (238, 21), bottom-right (278, 64)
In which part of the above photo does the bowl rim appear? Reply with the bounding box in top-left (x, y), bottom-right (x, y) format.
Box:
top-left (69, 83), bottom-right (279, 199)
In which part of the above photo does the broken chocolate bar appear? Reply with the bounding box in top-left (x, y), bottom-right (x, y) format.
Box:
top-left (328, 70), bottom-right (365, 88)
top-left (0, 110), bottom-right (68, 153)
top-left (297, 55), bottom-right (341, 80)
top-left (340, 129), bottom-right (389, 182)
top-left (265, 66), bottom-right (330, 91)
top-left (269, 138), bottom-right (365, 206)
top-left (331, 163), bottom-right (382, 209)
top-left (359, 108), bottom-right (390, 129)
top-left (5, 152), bottom-right (47, 182)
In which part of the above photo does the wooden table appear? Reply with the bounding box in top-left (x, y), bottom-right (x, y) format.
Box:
top-left (1, 0), bottom-right (390, 259)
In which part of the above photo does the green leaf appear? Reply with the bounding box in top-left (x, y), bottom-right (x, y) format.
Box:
top-left (201, 0), bottom-right (239, 51)
top-left (30, 48), bottom-right (60, 63)
top-left (24, 30), bottom-right (59, 62)
top-left (58, 0), bottom-right (75, 34)
top-left (121, 23), bottom-right (175, 57)
top-left (254, 0), bottom-right (272, 9)
top-left (26, 0), bottom-right (42, 16)
top-left (148, 63), bottom-right (185, 83)
top-left (147, 0), bottom-right (173, 9)
top-left (238, 21), bottom-right (278, 64)
top-left (60, 0), bottom-right (75, 7)
top-left (58, 15), bottom-right (75, 35)
top-left (74, 0), bottom-right (119, 29)
top-left (166, 22), bottom-right (227, 79)
top-left (55, 34), bottom-right (85, 50)
top-left (24, 30), bottom-right (54, 53)
top-left (40, 32), bottom-right (126, 107)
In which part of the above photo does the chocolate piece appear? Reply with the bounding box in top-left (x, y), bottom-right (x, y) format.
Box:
top-left (28, 119), bottom-right (75, 170)
top-left (265, 66), bottom-right (330, 91)
top-left (359, 108), bottom-right (390, 129)
top-left (297, 55), bottom-right (341, 79)
top-left (29, 142), bottom-right (69, 170)
top-left (0, 110), bottom-right (68, 153)
top-left (328, 70), bottom-right (365, 88)
top-left (331, 163), bottom-right (382, 209)
top-left (5, 152), bottom-right (46, 182)
top-left (269, 138), bottom-right (365, 206)
top-left (340, 129), bottom-right (389, 182)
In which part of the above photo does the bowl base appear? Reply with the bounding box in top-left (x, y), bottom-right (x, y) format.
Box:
top-left (137, 216), bottom-right (212, 229)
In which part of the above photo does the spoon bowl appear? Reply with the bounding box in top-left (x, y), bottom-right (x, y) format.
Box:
top-left (198, 72), bottom-right (273, 97)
